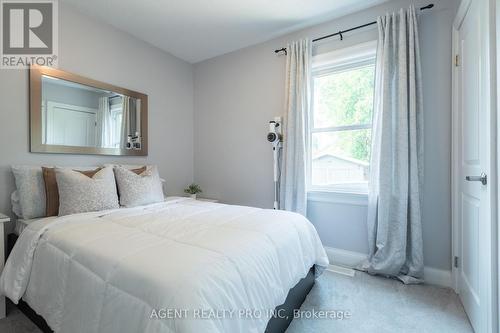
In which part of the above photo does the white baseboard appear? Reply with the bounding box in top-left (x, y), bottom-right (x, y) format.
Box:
top-left (325, 246), bottom-right (367, 268)
top-left (422, 266), bottom-right (452, 289)
top-left (324, 246), bottom-right (452, 289)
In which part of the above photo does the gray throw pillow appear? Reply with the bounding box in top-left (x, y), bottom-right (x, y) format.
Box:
top-left (56, 167), bottom-right (119, 216)
top-left (114, 166), bottom-right (164, 207)
top-left (11, 166), bottom-right (47, 219)
top-left (11, 191), bottom-right (22, 218)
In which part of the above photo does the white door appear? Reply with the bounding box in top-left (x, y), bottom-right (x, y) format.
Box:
top-left (455, 0), bottom-right (494, 332)
top-left (46, 102), bottom-right (97, 147)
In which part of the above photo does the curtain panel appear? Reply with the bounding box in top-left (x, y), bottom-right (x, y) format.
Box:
top-left (279, 39), bottom-right (311, 216)
top-left (363, 6), bottom-right (424, 284)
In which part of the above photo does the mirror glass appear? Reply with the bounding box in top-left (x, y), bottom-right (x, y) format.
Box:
top-left (41, 75), bottom-right (142, 150)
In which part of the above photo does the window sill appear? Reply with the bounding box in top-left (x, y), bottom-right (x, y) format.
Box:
top-left (307, 190), bottom-right (368, 206)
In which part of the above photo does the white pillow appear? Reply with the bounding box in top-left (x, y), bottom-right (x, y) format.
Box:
top-left (11, 165), bottom-right (47, 219)
top-left (104, 164), bottom-right (167, 184)
top-left (11, 191), bottom-right (22, 217)
top-left (104, 164), bottom-right (145, 170)
top-left (113, 166), bottom-right (164, 207)
top-left (56, 167), bottom-right (119, 216)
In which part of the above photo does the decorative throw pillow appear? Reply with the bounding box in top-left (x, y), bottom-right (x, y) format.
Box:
top-left (130, 166), bottom-right (147, 175)
top-left (11, 166), bottom-right (47, 219)
top-left (104, 164), bottom-right (147, 173)
top-left (56, 167), bottom-right (119, 216)
top-left (11, 191), bottom-right (22, 218)
top-left (113, 166), bottom-right (164, 207)
top-left (42, 167), bottom-right (103, 217)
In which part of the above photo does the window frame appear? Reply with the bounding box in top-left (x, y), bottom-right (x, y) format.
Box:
top-left (307, 41), bottom-right (377, 195)
top-left (109, 103), bottom-right (123, 148)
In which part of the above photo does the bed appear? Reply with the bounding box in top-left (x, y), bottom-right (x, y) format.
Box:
top-left (1, 197), bottom-right (329, 333)
top-left (14, 217), bottom-right (54, 236)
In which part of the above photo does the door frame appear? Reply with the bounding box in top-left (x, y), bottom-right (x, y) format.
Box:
top-left (495, 0), bottom-right (500, 329)
top-left (451, 0), bottom-right (498, 332)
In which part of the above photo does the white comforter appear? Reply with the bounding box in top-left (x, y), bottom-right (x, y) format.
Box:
top-left (1, 198), bottom-right (328, 333)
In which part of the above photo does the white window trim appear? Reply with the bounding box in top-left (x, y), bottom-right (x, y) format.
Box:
top-left (307, 41), bottom-right (377, 198)
top-left (109, 103), bottom-right (123, 148)
top-left (312, 40), bottom-right (377, 71)
top-left (307, 190), bottom-right (368, 206)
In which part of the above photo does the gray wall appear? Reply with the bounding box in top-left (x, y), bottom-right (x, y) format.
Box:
top-left (194, 0), bottom-right (458, 270)
top-left (43, 81), bottom-right (103, 109)
top-left (0, 0), bottom-right (457, 271)
top-left (0, 3), bottom-right (194, 230)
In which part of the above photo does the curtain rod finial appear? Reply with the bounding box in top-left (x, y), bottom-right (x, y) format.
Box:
top-left (275, 48), bottom-right (287, 55)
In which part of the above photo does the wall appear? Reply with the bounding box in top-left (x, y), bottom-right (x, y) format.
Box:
top-left (0, 3), bottom-right (194, 230)
top-left (194, 0), bottom-right (458, 270)
top-left (43, 82), bottom-right (103, 109)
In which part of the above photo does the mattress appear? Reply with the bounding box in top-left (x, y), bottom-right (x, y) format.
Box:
top-left (1, 198), bottom-right (329, 333)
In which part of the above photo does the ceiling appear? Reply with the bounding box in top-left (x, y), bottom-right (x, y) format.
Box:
top-left (62, 0), bottom-right (388, 63)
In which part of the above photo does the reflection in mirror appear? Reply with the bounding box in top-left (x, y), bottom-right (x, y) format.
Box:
top-left (41, 75), bottom-right (142, 150)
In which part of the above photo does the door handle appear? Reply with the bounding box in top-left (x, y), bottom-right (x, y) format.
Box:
top-left (465, 172), bottom-right (487, 185)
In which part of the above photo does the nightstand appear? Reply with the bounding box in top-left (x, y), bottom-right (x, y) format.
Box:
top-left (0, 213), bottom-right (10, 319)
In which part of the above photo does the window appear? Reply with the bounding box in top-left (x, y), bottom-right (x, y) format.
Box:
top-left (110, 102), bottom-right (123, 148)
top-left (308, 42), bottom-right (376, 194)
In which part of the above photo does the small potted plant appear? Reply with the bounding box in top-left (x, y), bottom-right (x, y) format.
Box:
top-left (184, 183), bottom-right (202, 199)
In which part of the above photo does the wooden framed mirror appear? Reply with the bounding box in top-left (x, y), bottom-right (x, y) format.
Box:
top-left (30, 66), bottom-right (148, 156)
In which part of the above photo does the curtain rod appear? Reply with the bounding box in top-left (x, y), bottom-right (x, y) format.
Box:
top-left (274, 3), bottom-right (434, 54)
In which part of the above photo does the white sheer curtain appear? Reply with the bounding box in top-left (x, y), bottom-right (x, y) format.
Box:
top-left (279, 39), bottom-right (311, 216)
top-left (362, 6), bottom-right (424, 284)
top-left (120, 96), bottom-right (131, 149)
top-left (97, 97), bottom-right (112, 147)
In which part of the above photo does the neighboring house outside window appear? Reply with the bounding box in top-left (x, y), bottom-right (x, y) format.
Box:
top-left (308, 41), bottom-right (376, 194)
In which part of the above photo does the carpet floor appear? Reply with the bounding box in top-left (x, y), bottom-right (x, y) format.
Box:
top-left (287, 269), bottom-right (473, 333)
top-left (0, 269), bottom-right (473, 333)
